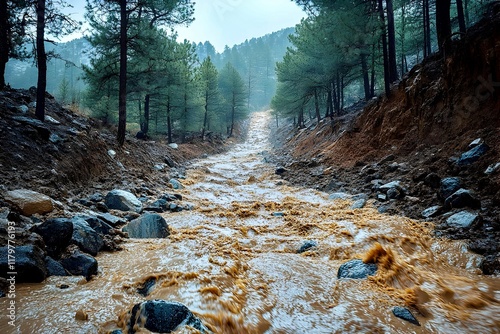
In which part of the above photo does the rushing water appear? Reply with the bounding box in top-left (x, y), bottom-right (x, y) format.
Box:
top-left (1, 111), bottom-right (500, 334)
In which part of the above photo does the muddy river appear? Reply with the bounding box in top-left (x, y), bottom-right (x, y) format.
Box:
top-left (1, 111), bottom-right (500, 333)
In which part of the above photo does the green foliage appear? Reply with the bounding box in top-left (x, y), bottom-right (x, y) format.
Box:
top-left (218, 62), bottom-right (248, 136)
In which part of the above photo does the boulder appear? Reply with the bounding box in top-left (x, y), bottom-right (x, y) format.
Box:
top-left (122, 213), bottom-right (170, 238)
top-left (45, 256), bottom-right (68, 276)
top-left (3, 189), bottom-right (54, 216)
top-left (329, 193), bottom-right (351, 200)
top-left (144, 199), bottom-right (168, 213)
top-left (71, 218), bottom-right (104, 256)
top-left (456, 143), bottom-right (489, 166)
top-left (79, 216), bottom-right (114, 236)
top-left (297, 240), bottom-right (317, 253)
top-left (169, 179), bottom-right (184, 190)
top-left (444, 189), bottom-right (481, 209)
top-left (392, 306), bottom-right (420, 326)
top-left (105, 190), bottom-right (143, 213)
top-left (0, 245), bottom-right (47, 283)
top-left (337, 259), bottom-right (377, 279)
top-left (124, 300), bottom-right (208, 334)
top-left (421, 206), bottom-right (442, 219)
top-left (60, 248), bottom-right (98, 280)
top-left (33, 218), bottom-right (73, 258)
top-left (351, 199), bottom-right (367, 209)
top-left (275, 167), bottom-right (287, 175)
top-left (485, 162), bottom-right (500, 175)
top-left (439, 177), bottom-right (462, 200)
top-left (96, 212), bottom-right (126, 227)
top-left (446, 211), bottom-right (479, 228)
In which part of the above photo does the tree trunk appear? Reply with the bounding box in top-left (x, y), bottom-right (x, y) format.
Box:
top-left (0, 0), bottom-right (9, 89)
top-left (436, 0), bottom-right (452, 55)
top-left (201, 91), bottom-right (208, 140)
top-left (167, 99), bottom-right (172, 143)
top-left (314, 88), bottom-right (321, 124)
top-left (35, 0), bottom-right (47, 121)
top-left (386, 0), bottom-right (398, 83)
top-left (370, 44), bottom-right (376, 97)
top-left (117, 0), bottom-right (128, 146)
top-left (230, 92), bottom-right (235, 137)
top-left (423, 0), bottom-right (431, 58)
top-left (378, 0), bottom-right (391, 97)
top-left (456, 0), bottom-right (466, 33)
top-left (143, 94), bottom-right (150, 135)
top-left (361, 53), bottom-right (371, 100)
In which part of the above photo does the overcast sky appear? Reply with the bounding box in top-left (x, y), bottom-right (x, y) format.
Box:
top-left (63, 0), bottom-right (305, 52)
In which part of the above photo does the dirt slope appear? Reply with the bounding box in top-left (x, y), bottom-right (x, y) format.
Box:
top-left (271, 14), bottom-right (500, 274)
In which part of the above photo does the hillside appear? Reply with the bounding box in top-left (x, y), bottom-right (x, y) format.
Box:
top-left (271, 14), bottom-right (500, 274)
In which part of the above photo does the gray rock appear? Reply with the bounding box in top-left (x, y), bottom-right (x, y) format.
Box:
top-left (424, 173), bottom-right (441, 189)
top-left (468, 138), bottom-right (483, 148)
top-left (444, 189), bottom-right (481, 209)
top-left (33, 218), bottom-right (73, 258)
top-left (79, 216), bottom-right (114, 235)
top-left (379, 181), bottom-right (402, 191)
top-left (169, 179), bottom-right (184, 190)
top-left (125, 300), bottom-right (208, 334)
top-left (0, 245), bottom-right (47, 283)
top-left (71, 218), bottom-right (104, 256)
top-left (60, 248), bottom-right (98, 281)
top-left (392, 306), bottom-right (420, 326)
top-left (440, 177), bottom-right (462, 200)
top-left (421, 206), bottom-right (442, 219)
top-left (122, 213), bottom-right (170, 238)
top-left (89, 193), bottom-right (104, 202)
top-left (377, 194), bottom-right (387, 202)
top-left (96, 212), bottom-right (126, 227)
top-left (105, 190), bottom-right (143, 213)
top-left (18, 105), bottom-right (29, 113)
top-left (297, 240), bottom-right (317, 253)
top-left (3, 189), bottom-right (54, 216)
top-left (144, 199), bottom-right (168, 213)
top-left (351, 199), bottom-right (367, 209)
top-left (485, 162), bottom-right (500, 175)
top-left (387, 187), bottom-right (404, 200)
top-left (45, 256), bottom-right (68, 276)
top-left (329, 192), bottom-right (351, 200)
top-left (337, 259), bottom-right (377, 279)
top-left (446, 211), bottom-right (479, 228)
top-left (272, 212), bottom-right (284, 217)
top-left (456, 143), bottom-right (489, 165)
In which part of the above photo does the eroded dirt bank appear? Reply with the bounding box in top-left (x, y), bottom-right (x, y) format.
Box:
top-left (1, 112), bottom-right (499, 334)
top-left (268, 14), bottom-right (500, 275)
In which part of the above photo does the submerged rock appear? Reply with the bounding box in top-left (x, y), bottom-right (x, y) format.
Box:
top-left (104, 190), bottom-right (143, 213)
top-left (297, 240), bottom-right (317, 253)
top-left (392, 306), bottom-right (420, 326)
top-left (122, 213), bottom-right (170, 238)
top-left (137, 277), bottom-right (157, 297)
top-left (60, 247), bottom-right (98, 280)
top-left (124, 300), bottom-right (209, 334)
top-left (337, 259), bottom-right (377, 279)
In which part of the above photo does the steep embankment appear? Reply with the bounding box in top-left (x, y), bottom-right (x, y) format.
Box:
top-left (0, 88), bottom-right (230, 200)
top-left (273, 14), bottom-right (500, 274)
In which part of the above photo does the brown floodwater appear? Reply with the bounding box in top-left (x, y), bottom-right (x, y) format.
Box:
top-left (1, 111), bottom-right (499, 334)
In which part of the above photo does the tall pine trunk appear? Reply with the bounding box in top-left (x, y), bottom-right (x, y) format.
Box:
top-left (436, 0), bottom-right (452, 55)
top-left (314, 87), bottom-right (321, 123)
top-left (117, 0), bottom-right (128, 146)
top-left (378, 0), bottom-right (391, 97)
top-left (167, 99), bottom-right (172, 144)
top-left (35, 0), bottom-right (47, 121)
top-left (386, 0), bottom-right (398, 83)
top-left (361, 53), bottom-right (371, 100)
top-left (143, 94), bottom-right (150, 135)
top-left (202, 91), bottom-right (209, 140)
top-left (423, 0), bottom-right (431, 58)
top-left (456, 0), bottom-right (466, 33)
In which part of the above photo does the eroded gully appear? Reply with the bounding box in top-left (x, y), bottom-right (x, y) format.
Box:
top-left (2, 111), bottom-right (500, 334)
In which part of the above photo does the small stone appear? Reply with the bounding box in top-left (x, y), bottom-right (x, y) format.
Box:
top-left (272, 212), bottom-right (284, 217)
top-left (421, 206), bottom-right (442, 219)
top-left (329, 192), bottom-right (351, 200)
top-left (169, 143), bottom-right (179, 149)
top-left (485, 162), bottom-right (500, 175)
top-left (351, 199), bottom-right (366, 209)
top-left (444, 189), bottom-right (480, 209)
top-left (275, 167), bottom-right (287, 175)
top-left (337, 259), bottom-right (377, 279)
top-left (440, 177), bottom-right (462, 200)
top-left (75, 310), bottom-right (88, 321)
top-left (446, 211), bottom-right (479, 228)
top-left (169, 179), bottom-right (184, 190)
top-left (108, 150), bottom-right (116, 159)
top-left (297, 240), bottom-right (317, 253)
top-left (468, 138), bottom-right (483, 148)
top-left (392, 306), bottom-right (420, 326)
top-left (456, 143), bottom-right (489, 166)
